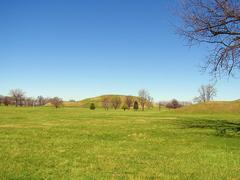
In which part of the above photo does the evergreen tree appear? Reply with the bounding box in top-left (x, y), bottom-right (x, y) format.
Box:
top-left (90, 103), bottom-right (96, 110)
top-left (133, 101), bottom-right (139, 111)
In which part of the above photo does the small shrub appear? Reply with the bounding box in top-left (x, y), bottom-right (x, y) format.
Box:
top-left (122, 104), bottom-right (128, 111)
top-left (216, 127), bottom-right (240, 136)
top-left (216, 128), bottom-right (226, 136)
top-left (90, 103), bottom-right (96, 110)
top-left (166, 99), bottom-right (182, 109)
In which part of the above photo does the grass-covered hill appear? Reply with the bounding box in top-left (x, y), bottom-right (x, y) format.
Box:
top-left (63, 95), bottom-right (139, 108)
top-left (177, 101), bottom-right (240, 114)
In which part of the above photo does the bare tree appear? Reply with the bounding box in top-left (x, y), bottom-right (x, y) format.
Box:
top-left (111, 96), bottom-right (122, 110)
top-left (178, 0), bottom-right (240, 76)
top-left (37, 96), bottom-right (44, 106)
top-left (146, 95), bottom-right (154, 109)
top-left (102, 97), bottom-right (111, 110)
top-left (158, 102), bottom-right (162, 111)
top-left (10, 89), bottom-right (25, 107)
top-left (138, 89), bottom-right (149, 111)
top-left (3, 96), bottom-right (11, 106)
top-left (50, 97), bottom-right (63, 108)
top-left (43, 97), bottom-right (50, 106)
top-left (194, 84), bottom-right (217, 102)
top-left (25, 97), bottom-right (35, 107)
top-left (125, 96), bottom-right (133, 110)
top-left (37, 96), bottom-right (50, 106)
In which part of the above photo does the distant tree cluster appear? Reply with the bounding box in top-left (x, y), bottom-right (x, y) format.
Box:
top-left (101, 96), bottom-right (124, 110)
top-left (100, 89), bottom-right (154, 111)
top-left (0, 89), bottom-right (63, 108)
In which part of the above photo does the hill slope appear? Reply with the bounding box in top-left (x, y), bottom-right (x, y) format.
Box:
top-left (64, 95), bottom-right (138, 108)
top-left (178, 101), bottom-right (240, 114)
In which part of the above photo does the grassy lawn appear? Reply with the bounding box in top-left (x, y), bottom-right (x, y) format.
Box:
top-left (0, 106), bottom-right (239, 179)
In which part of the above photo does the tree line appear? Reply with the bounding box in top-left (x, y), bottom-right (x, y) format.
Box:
top-left (0, 88), bottom-right (155, 110)
top-left (0, 85), bottom-right (216, 110)
top-left (0, 89), bottom-right (63, 108)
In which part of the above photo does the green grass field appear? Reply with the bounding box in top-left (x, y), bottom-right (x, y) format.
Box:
top-left (0, 106), bottom-right (240, 179)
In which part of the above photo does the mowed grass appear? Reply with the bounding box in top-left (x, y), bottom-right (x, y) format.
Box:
top-left (0, 107), bottom-right (240, 179)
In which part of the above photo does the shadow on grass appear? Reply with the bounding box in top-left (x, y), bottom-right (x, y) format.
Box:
top-left (182, 119), bottom-right (240, 137)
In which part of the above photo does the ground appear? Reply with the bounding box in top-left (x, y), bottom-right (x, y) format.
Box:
top-left (0, 106), bottom-right (239, 179)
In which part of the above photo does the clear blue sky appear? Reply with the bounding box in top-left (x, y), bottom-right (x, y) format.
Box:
top-left (0, 0), bottom-right (239, 101)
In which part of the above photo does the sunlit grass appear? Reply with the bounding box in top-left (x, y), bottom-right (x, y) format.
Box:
top-left (0, 106), bottom-right (239, 179)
